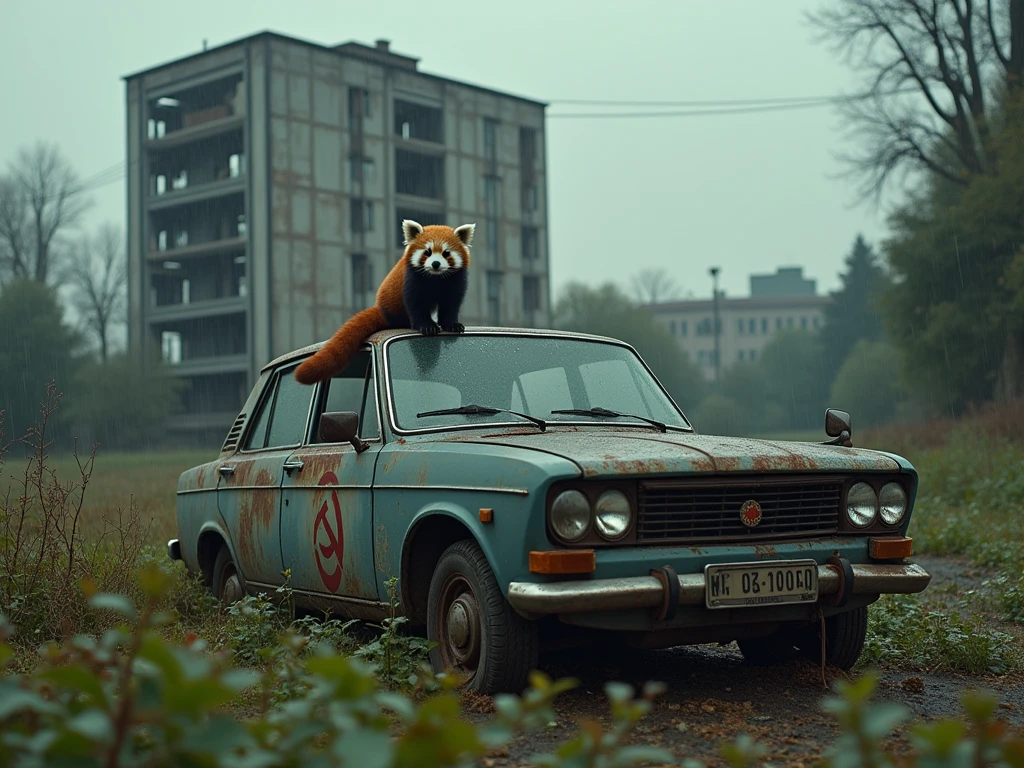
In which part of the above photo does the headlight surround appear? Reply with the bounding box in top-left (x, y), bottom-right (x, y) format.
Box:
top-left (846, 481), bottom-right (878, 527)
top-left (879, 482), bottom-right (907, 525)
top-left (594, 490), bottom-right (632, 540)
top-left (550, 489), bottom-right (592, 542)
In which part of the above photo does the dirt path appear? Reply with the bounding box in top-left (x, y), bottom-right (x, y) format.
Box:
top-left (463, 555), bottom-right (1024, 767)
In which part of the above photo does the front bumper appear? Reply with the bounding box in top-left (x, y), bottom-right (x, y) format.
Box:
top-left (507, 560), bottom-right (931, 618)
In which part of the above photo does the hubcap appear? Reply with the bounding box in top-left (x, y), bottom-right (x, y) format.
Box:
top-left (437, 575), bottom-right (482, 677)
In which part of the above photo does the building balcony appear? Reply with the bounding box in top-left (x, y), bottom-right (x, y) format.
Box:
top-left (146, 235), bottom-right (247, 262)
top-left (148, 296), bottom-right (247, 322)
top-left (147, 176), bottom-right (246, 211)
top-left (146, 113), bottom-right (245, 151)
top-left (162, 354), bottom-right (250, 378)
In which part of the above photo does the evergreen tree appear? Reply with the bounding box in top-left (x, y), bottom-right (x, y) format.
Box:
top-left (821, 235), bottom-right (888, 373)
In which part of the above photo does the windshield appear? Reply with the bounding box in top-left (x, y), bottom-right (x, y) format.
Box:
top-left (384, 333), bottom-right (691, 433)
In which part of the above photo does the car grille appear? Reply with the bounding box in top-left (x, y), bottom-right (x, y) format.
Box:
top-left (636, 478), bottom-right (843, 544)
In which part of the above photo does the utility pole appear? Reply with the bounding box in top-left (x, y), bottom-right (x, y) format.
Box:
top-left (709, 267), bottom-right (721, 383)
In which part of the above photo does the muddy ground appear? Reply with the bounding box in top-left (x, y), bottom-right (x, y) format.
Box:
top-left (461, 555), bottom-right (1024, 767)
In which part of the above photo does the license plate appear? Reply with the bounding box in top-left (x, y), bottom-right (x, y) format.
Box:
top-left (704, 559), bottom-right (819, 609)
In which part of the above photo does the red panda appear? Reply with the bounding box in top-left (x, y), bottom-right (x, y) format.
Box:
top-left (293, 219), bottom-right (474, 385)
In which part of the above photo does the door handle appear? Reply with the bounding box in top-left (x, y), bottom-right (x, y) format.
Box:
top-left (218, 464), bottom-right (236, 476)
top-left (283, 459), bottom-right (304, 474)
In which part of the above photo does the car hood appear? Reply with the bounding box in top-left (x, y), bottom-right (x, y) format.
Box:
top-left (438, 428), bottom-right (901, 478)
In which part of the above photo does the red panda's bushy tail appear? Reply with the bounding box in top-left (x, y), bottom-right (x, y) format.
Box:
top-left (294, 306), bottom-right (389, 384)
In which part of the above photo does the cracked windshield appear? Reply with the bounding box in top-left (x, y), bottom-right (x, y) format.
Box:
top-left (1, 2), bottom-right (1021, 766)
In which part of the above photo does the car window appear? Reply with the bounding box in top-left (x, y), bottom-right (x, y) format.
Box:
top-left (242, 376), bottom-right (276, 450)
top-left (580, 359), bottom-right (649, 414)
top-left (511, 367), bottom-right (572, 413)
top-left (319, 350), bottom-right (379, 440)
top-left (265, 367), bottom-right (314, 448)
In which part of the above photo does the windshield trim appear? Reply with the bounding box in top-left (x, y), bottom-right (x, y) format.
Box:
top-left (380, 329), bottom-right (694, 436)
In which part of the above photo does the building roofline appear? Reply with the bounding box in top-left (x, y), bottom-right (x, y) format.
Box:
top-left (645, 295), bottom-right (833, 312)
top-left (122, 29), bottom-right (548, 108)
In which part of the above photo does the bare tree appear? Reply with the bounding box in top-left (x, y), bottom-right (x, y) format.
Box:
top-left (65, 223), bottom-right (126, 361)
top-left (0, 142), bottom-right (91, 284)
top-left (807, 0), bottom-right (1024, 202)
top-left (630, 268), bottom-right (682, 305)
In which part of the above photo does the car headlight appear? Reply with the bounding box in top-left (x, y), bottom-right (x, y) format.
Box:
top-left (879, 482), bottom-right (907, 525)
top-left (550, 490), bottom-right (591, 541)
top-left (595, 490), bottom-right (632, 540)
top-left (846, 482), bottom-right (877, 527)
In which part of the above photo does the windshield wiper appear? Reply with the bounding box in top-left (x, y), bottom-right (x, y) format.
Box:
top-left (550, 407), bottom-right (667, 433)
top-left (416, 404), bottom-right (547, 431)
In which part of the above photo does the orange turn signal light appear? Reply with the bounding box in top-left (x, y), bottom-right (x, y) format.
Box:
top-left (479, 508), bottom-right (493, 523)
top-left (869, 537), bottom-right (913, 560)
top-left (529, 549), bottom-right (596, 574)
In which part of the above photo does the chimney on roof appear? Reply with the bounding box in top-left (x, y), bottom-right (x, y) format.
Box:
top-left (375, 39), bottom-right (390, 53)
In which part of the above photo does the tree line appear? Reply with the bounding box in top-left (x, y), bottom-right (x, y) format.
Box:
top-left (0, 142), bottom-right (182, 450)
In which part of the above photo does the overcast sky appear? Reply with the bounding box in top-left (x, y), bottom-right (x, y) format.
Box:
top-left (1, 0), bottom-right (897, 302)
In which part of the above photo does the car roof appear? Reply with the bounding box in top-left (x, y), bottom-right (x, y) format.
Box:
top-left (261, 326), bottom-right (629, 372)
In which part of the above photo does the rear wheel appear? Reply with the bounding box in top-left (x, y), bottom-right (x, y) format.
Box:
top-left (426, 539), bottom-right (538, 694)
top-left (211, 545), bottom-right (245, 605)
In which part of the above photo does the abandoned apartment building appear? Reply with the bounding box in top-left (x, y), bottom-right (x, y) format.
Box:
top-left (124, 32), bottom-right (550, 445)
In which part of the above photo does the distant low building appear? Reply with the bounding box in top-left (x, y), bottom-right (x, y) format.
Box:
top-left (645, 267), bottom-right (831, 381)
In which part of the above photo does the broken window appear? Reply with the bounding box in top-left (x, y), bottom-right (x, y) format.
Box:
top-left (350, 199), bottom-right (374, 233)
top-left (349, 87), bottom-right (371, 121)
top-left (483, 118), bottom-right (499, 163)
top-left (147, 73), bottom-right (243, 137)
top-left (394, 99), bottom-right (442, 143)
top-left (351, 253), bottom-right (373, 307)
top-left (395, 150), bottom-right (444, 198)
top-left (350, 155), bottom-right (376, 184)
top-left (487, 270), bottom-right (503, 325)
top-left (522, 227), bottom-right (539, 260)
top-left (522, 275), bottom-right (540, 313)
top-left (161, 331), bottom-right (182, 364)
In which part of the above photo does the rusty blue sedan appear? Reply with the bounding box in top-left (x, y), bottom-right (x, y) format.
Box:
top-left (168, 327), bottom-right (931, 693)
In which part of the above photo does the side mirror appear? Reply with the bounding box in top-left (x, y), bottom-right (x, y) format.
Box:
top-left (320, 411), bottom-right (369, 453)
top-left (822, 408), bottom-right (852, 447)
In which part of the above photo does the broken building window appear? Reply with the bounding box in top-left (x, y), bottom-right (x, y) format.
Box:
top-left (522, 275), bottom-right (540, 312)
top-left (394, 99), bottom-right (442, 143)
top-left (349, 87), bottom-right (371, 121)
top-left (350, 199), bottom-right (374, 233)
top-left (349, 155), bottom-right (376, 184)
top-left (161, 331), bottom-right (182, 364)
top-left (483, 118), bottom-right (499, 163)
top-left (351, 253), bottom-right (372, 307)
top-left (395, 150), bottom-right (444, 198)
top-left (147, 73), bottom-right (244, 137)
top-left (487, 271), bottom-right (503, 325)
top-left (522, 226), bottom-right (539, 260)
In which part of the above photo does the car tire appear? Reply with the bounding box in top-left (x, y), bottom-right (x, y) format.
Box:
top-left (798, 606), bottom-right (869, 671)
top-left (211, 545), bottom-right (245, 605)
top-left (426, 538), bottom-right (539, 694)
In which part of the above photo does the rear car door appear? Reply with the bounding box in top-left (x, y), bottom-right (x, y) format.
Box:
top-left (216, 362), bottom-right (316, 588)
top-left (279, 348), bottom-right (383, 602)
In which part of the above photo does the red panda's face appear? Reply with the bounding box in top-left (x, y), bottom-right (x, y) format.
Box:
top-left (401, 220), bottom-right (473, 275)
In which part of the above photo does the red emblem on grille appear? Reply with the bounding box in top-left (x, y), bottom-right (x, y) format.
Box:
top-left (740, 499), bottom-right (762, 528)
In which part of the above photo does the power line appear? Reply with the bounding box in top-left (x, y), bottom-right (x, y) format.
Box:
top-left (545, 87), bottom-right (920, 118)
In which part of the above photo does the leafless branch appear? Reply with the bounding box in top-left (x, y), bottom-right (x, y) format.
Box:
top-left (65, 223), bottom-right (127, 361)
top-left (1, 142), bottom-right (91, 284)
top-left (630, 269), bottom-right (682, 305)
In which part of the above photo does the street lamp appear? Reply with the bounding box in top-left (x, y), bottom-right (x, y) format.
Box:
top-left (709, 267), bottom-right (720, 383)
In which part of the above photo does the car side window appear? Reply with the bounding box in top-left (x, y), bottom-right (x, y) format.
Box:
top-left (265, 366), bottom-right (315, 448)
top-left (242, 376), bottom-right (277, 450)
top-left (321, 351), bottom-right (379, 441)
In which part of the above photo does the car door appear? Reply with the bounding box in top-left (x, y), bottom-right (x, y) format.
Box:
top-left (216, 362), bottom-right (316, 588)
top-left (279, 347), bottom-right (383, 602)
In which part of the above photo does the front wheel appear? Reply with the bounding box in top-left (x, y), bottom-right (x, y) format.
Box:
top-left (798, 605), bottom-right (869, 671)
top-left (426, 539), bottom-right (539, 694)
